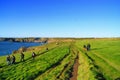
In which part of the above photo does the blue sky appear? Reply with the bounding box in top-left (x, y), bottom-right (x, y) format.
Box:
top-left (0, 0), bottom-right (120, 38)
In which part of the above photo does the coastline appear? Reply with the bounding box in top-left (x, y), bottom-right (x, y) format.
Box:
top-left (0, 41), bottom-right (44, 56)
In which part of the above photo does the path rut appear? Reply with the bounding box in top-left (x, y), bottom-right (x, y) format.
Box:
top-left (70, 56), bottom-right (79, 80)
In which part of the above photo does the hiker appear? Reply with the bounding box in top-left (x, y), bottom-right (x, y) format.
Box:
top-left (6, 55), bottom-right (11, 65)
top-left (20, 52), bottom-right (24, 61)
top-left (11, 55), bottom-right (16, 64)
top-left (32, 52), bottom-right (36, 60)
top-left (83, 45), bottom-right (87, 49)
top-left (87, 43), bottom-right (91, 51)
top-left (46, 47), bottom-right (48, 51)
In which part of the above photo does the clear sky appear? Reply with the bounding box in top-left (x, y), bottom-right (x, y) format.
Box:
top-left (0, 0), bottom-right (120, 38)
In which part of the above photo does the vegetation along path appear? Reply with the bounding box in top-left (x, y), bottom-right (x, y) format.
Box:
top-left (0, 38), bottom-right (120, 80)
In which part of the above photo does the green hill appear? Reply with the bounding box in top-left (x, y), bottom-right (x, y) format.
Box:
top-left (0, 38), bottom-right (120, 80)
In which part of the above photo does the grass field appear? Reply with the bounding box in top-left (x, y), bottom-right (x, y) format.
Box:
top-left (76, 39), bottom-right (120, 80)
top-left (0, 38), bottom-right (120, 80)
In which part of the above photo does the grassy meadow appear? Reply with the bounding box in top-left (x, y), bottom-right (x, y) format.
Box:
top-left (76, 39), bottom-right (120, 80)
top-left (0, 38), bottom-right (120, 80)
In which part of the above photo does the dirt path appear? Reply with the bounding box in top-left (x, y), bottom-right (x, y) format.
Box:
top-left (70, 57), bottom-right (79, 80)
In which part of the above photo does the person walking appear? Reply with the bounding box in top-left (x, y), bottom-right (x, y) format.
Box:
top-left (32, 52), bottom-right (36, 60)
top-left (46, 47), bottom-right (48, 51)
top-left (87, 43), bottom-right (91, 51)
top-left (6, 55), bottom-right (11, 65)
top-left (11, 55), bottom-right (16, 64)
top-left (83, 45), bottom-right (87, 50)
top-left (20, 52), bottom-right (24, 61)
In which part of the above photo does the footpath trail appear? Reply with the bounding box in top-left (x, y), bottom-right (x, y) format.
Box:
top-left (70, 56), bottom-right (79, 80)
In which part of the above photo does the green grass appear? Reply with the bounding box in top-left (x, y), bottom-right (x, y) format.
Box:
top-left (77, 51), bottom-right (96, 80)
top-left (0, 39), bottom-right (120, 80)
top-left (76, 39), bottom-right (120, 80)
top-left (0, 42), bottom-right (58, 66)
top-left (35, 48), bottom-right (77, 80)
top-left (0, 42), bottom-right (71, 80)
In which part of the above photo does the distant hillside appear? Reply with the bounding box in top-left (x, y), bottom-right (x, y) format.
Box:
top-left (0, 37), bottom-right (120, 43)
top-left (0, 38), bottom-right (48, 43)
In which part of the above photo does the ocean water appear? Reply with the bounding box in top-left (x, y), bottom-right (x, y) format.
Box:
top-left (0, 41), bottom-right (42, 56)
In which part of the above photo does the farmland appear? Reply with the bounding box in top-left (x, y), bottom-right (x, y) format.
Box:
top-left (0, 38), bottom-right (120, 80)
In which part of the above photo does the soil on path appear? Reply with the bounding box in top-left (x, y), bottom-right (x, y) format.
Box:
top-left (70, 57), bottom-right (79, 80)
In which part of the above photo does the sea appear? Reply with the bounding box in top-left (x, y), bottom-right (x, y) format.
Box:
top-left (0, 41), bottom-right (43, 56)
